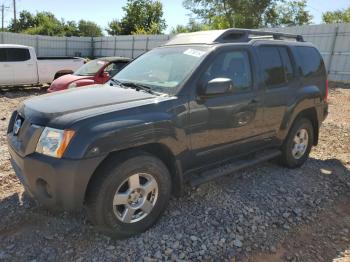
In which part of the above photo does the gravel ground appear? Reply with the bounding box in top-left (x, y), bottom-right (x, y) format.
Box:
top-left (0, 86), bottom-right (350, 262)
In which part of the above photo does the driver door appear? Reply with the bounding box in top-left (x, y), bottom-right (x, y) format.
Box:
top-left (189, 48), bottom-right (264, 165)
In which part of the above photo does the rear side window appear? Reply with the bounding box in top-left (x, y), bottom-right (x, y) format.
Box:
top-left (259, 46), bottom-right (285, 87)
top-left (295, 46), bottom-right (325, 79)
top-left (7, 48), bottom-right (31, 62)
top-left (259, 46), bottom-right (295, 88)
top-left (0, 49), bottom-right (6, 62)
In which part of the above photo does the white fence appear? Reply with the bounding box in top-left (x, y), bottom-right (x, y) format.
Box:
top-left (0, 32), bottom-right (92, 57)
top-left (93, 35), bottom-right (170, 58)
top-left (1, 23), bottom-right (350, 81)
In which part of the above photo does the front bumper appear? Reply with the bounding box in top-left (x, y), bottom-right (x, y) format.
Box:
top-left (8, 142), bottom-right (105, 211)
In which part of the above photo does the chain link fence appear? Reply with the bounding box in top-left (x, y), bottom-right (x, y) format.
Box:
top-left (1, 23), bottom-right (350, 81)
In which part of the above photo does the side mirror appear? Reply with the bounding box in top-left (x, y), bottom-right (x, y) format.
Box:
top-left (201, 78), bottom-right (233, 96)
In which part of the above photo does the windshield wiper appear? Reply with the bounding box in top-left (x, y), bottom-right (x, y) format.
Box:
top-left (121, 81), bottom-right (157, 95)
top-left (109, 78), bottom-right (125, 87)
top-left (110, 79), bottom-right (166, 96)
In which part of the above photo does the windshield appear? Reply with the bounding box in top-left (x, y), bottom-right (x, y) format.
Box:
top-left (74, 60), bottom-right (107, 76)
top-left (114, 46), bottom-right (210, 94)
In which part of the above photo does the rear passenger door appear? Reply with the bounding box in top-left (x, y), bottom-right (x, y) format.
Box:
top-left (0, 48), bottom-right (14, 85)
top-left (8, 48), bottom-right (37, 85)
top-left (257, 45), bottom-right (297, 138)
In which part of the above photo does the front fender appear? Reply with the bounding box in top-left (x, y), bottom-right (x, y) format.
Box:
top-left (64, 113), bottom-right (187, 160)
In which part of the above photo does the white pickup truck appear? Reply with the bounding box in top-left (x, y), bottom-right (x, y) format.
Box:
top-left (0, 44), bottom-right (86, 87)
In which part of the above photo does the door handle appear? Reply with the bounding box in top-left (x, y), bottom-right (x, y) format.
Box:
top-left (3, 64), bottom-right (10, 68)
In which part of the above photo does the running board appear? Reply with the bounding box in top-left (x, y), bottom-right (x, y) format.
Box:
top-left (189, 149), bottom-right (281, 187)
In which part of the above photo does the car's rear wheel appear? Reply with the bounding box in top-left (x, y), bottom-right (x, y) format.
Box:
top-left (280, 118), bottom-right (314, 168)
top-left (86, 153), bottom-right (172, 238)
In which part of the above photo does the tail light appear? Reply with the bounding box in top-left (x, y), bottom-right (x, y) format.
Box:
top-left (324, 79), bottom-right (328, 102)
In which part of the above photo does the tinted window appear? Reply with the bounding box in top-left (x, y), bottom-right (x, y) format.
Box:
top-left (295, 46), bottom-right (324, 78)
top-left (7, 48), bottom-right (30, 62)
top-left (279, 47), bottom-right (294, 82)
top-left (260, 46), bottom-right (285, 87)
top-left (204, 50), bottom-right (252, 92)
top-left (0, 49), bottom-right (6, 62)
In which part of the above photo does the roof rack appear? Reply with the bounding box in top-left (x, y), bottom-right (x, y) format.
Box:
top-left (165, 28), bottom-right (304, 46)
top-left (236, 29), bottom-right (304, 42)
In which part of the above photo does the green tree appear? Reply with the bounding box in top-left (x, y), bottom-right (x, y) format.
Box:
top-left (322, 7), bottom-right (350, 23)
top-left (7, 10), bottom-right (103, 37)
top-left (182, 0), bottom-right (312, 29)
top-left (78, 20), bottom-right (103, 37)
top-left (265, 0), bottom-right (312, 27)
top-left (63, 20), bottom-right (80, 37)
top-left (106, 19), bottom-right (123, 35)
top-left (23, 12), bottom-right (65, 36)
top-left (8, 10), bottom-right (36, 32)
top-left (107, 0), bottom-right (167, 35)
top-left (171, 19), bottom-right (210, 34)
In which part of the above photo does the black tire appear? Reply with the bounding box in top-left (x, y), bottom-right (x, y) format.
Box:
top-left (86, 153), bottom-right (172, 238)
top-left (280, 118), bottom-right (314, 168)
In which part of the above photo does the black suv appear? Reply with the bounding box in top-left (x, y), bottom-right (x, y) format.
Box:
top-left (7, 29), bottom-right (328, 237)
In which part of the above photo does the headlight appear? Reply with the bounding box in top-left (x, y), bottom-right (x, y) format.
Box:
top-left (68, 82), bottom-right (77, 89)
top-left (36, 127), bottom-right (75, 158)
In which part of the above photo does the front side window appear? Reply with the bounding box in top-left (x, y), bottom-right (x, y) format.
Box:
top-left (74, 60), bottom-right (107, 76)
top-left (203, 50), bottom-right (253, 92)
top-left (114, 46), bottom-right (210, 94)
top-left (7, 48), bottom-right (30, 62)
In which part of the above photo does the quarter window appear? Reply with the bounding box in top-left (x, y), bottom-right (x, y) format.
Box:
top-left (295, 46), bottom-right (324, 78)
top-left (204, 50), bottom-right (253, 92)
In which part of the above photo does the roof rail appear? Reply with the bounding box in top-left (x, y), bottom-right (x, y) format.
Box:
top-left (230, 29), bottom-right (304, 42)
top-left (165, 28), bottom-right (304, 46)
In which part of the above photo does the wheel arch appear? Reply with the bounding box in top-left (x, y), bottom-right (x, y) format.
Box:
top-left (84, 143), bottom-right (184, 205)
top-left (289, 107), bottom-right (319, 146)
top-left (54, 70), bottom-right (74, 79)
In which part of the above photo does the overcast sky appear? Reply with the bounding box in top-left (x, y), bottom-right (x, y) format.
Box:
top-left (2, 0), bottom-right (350, 33)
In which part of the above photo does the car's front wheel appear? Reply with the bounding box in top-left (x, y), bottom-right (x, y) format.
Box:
top-left (86, 153), bottom-right (172, 238)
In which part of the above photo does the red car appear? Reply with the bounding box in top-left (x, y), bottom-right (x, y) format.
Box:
top-left (48, 57), bottom-right (131, 92)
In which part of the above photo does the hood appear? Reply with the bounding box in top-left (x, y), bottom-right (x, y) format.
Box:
top-left (49, 74), bottom-right (94, 92)
top-left (19, 85), bottom-right (168, 127)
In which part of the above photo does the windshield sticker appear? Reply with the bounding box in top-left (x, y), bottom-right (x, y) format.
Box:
top-left (183, 49), bottom-right (206, 58)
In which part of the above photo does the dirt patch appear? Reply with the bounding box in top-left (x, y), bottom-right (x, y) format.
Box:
top-left (249, 197), bottom-right (350, 262)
